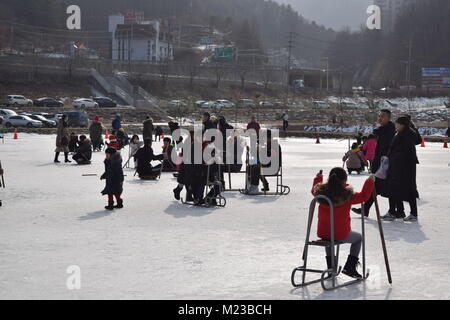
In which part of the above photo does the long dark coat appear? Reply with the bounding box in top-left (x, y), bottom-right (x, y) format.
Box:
top-left (372, 121), bottom-right (396, 196)
top-left (372, 121), bottom-right (396, 173)
top-left (142, 119), bottom-right (154, 140)
top-left (101, 153), bottom-right (124, 195)
top-left (89, 122), bottom-right (103, 144)
top-left (55, 120), bottom-right (69, 152)
top-left (383, 128), bottom-right (419, 201)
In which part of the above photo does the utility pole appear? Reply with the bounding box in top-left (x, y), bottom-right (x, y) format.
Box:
top-left (285, 31), bottom-right (297, 100)
top-left (286, 32), bottom-right (297, 82)
top-left (407, 35), bottom-right (413, 113)
top-left (400, 36), bottom-right (414, 113)
top-left (322, 56), bottom-right (329, 92)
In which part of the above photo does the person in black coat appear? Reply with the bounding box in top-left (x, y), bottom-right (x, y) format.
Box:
top-left (101, 148), bottom-right (124, 210)
top-left (202, 112), bottom-right (216, 133)
top-left (383, 117), bottom-right (420, 221)
top-left (162, 137), bottom-right (177, 172)
top-left (73, 135), bottom-right (92, 165)
top-left (134, 138), bottom-right (164, 179)
top-left (352, 109), bottom-right (396, 217)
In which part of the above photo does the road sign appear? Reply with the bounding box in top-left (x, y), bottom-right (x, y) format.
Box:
top-left (214, 47), bottom-right (234, 59)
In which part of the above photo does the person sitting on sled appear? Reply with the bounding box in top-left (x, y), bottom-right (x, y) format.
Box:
top-left (116, 128), bottom-right (129, 149)
top-left (245, 130), bottom-right (281, 195)
top-left (311, 167), bottom-right (375, 279)
top-left (72, 135), bottom-right (92, 165)
top-left (101, 147), bottom-right (124, 210)
top-left (342, 143), bottom-right (367, 175)
top-left (134, 138), bottom-right (165, 179)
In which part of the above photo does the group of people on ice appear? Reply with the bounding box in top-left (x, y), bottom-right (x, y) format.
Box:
top-left (171, 112), bottom-right (282, 205)
top-left (310, 109), bottom-right (423, 280)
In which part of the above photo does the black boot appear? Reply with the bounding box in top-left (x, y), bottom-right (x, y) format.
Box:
top-left (54, 152), bottom-right (60, 163)
top-left (186, 191), bottom-right (194, 202)
top-left (114, 199), bottom-right (123, 209)
top-left (64, 152), bottom-right (72, 163)
top-left (261, 183), bottom-right (270, 192)
top-left (105, 201), bottom-right (114, 210)
top-left (173, 186), bottom-right (182, 200)
top-left (351, 208), bottom-right (368, 217)
top-left (342, 255), bottom-right (362, 279)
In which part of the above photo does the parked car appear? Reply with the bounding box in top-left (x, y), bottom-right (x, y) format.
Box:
top-left (73, 98), bottom-right (99, 108)
top-left (237, 99), bottom-right (255, 108)
top-left (168, 100), bottom-right (187, 108)
top-left (3, 115), bottom-right (43, 128)
top-left (4, 95), bottom-right (33, 107)
top-left (28, 115), bottom-right (57, 128)
top-left (93, 97), bottom-right (117, 108)
top-left (313, 101), bottom-right (330, 108)
top-left (43, 114), bottom-right (63, 122)
top-left (215, 100), bottom-right (235, 108)
top-left (62, 111), bottom-right (89, 127)
top-left (259, 101), bottom-right (275, 108)
top-left (194, 100), bottom-right (207, 108)
top-left (341, 101), bottom-right (358, 109)
top-left (33, 97), bottom-right (64, 108)
top-left (0, 109), bottom-right (18, 119)
top-left (201, 101), bottom-right (223, 109)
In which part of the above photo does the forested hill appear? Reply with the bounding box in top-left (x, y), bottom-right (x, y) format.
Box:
top-left (0, 0), bottom-right (336, 66)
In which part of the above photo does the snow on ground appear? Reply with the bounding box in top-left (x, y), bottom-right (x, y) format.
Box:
top-left (0, 134), bottom-right (449, 300)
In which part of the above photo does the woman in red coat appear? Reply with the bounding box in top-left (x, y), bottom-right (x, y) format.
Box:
top-left (311, 167), bottom-right (375, 278)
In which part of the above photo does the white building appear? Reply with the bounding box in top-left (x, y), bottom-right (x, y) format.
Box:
top-left (109, 14), bottom-right (173, 63)
top-left (373, 0), bottom-right (407, 32)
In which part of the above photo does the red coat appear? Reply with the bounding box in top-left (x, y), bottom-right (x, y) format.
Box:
top-left (362, 138), bottom-right (377, 161)
top-left (311, 176), bottom-right (374, 241)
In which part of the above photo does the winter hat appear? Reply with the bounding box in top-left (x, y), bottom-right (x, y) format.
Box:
top-left (105, 147), bottom-right (117, 155)
top-left (94, 115), bottom-right (100, 123)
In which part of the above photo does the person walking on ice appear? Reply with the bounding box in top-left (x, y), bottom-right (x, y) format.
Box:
top-left (311, 167), bottom-right (375, 279)
top-left (54, 114), bottom-right (71, 163)
top-left (100, 147), bottom-right (124, 210)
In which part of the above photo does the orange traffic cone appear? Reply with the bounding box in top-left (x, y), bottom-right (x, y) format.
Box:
top-left (13, 128), bottom-right (18, 140)
top-left (444, 138), bottom-right (448, 149)
top-left (316, 134), bottom-right (320, 144)
top-left (105, 129), bottom-right (109, 140)
top-left (420, 136), bottom-right (425, 148)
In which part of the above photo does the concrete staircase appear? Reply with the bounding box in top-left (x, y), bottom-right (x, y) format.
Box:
top-left (90, 68), bottom-right (169, 121)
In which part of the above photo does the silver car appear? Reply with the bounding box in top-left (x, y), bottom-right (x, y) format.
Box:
top-left (3, 115), bottom-right (43, 128)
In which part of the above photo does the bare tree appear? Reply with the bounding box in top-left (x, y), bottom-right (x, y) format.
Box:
top-left (187, 62), bottom-right (200, 89)
top-left (213, 63), bottom-right (224, 89)
top-left (262, 65), bottom-right (273, 91)
top-left (159, 58), bottom-right (170, 87)
top-left (237, 65), bottom-right (249, 90)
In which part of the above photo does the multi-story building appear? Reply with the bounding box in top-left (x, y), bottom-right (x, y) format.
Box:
top-left (373, 0), bottom-right (407, 32)
top-left (109, 12), bottom-right (173, 63)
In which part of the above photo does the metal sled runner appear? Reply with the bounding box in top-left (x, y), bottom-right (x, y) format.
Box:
top-left (238, 146), bottom-right (290, 196)
top-left (181, 164), bottom-right (226, 208)
top-left (291, 196), bottom-right (368, 291)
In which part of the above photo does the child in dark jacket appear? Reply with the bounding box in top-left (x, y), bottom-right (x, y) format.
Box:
top-left (311, 167), bottom-right (375, 278)
top-left (101, 147), bottom-right (124, 210)
top-left (68, 133), bottom-right (79, 153)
